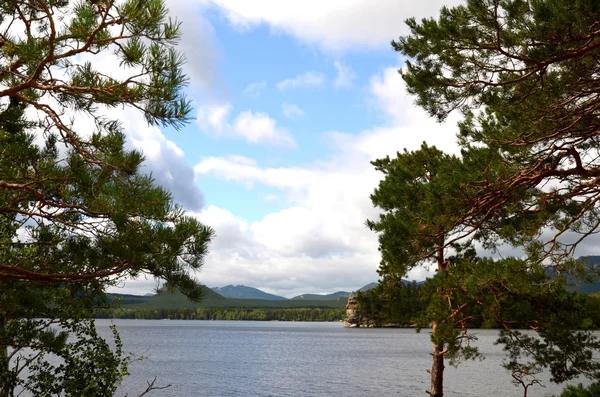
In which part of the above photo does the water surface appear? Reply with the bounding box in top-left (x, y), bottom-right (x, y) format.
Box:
top-left (96, 320), bottom-right (586, 397)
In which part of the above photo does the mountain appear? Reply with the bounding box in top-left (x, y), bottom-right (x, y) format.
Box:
top-left (291, 291), bottom-right (351, 301)
top-left (106, 287), bottom-right (346, 309)
top-left (108, 285), bottom-right (226, 309)
top-left (571, 256), bottom-right (600, 295)
top-left (403, 279), bottom-right (426, 286)
top-left (358, 282), bottom-right (379, 291)
top-left (542, 256), bottom-right (600, 295)
top-left (211, 285), bottom-right (287, 300)
top-left (355, 280), bottom-right (424, 293)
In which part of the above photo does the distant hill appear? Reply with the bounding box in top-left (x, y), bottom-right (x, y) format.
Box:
top-left (542, 256), bottom-right (600, 295)
top-left (572, 256), bottom-right (600, 295)
top-left (211, 285), bottom-right (286, 301)
top-left (403, 279), bottom-right (426, 286)
top-left (291, 291), bottom-right (351, 301)
top-left (107, 285), bottom-right (346, 309)
top-left (355, 280), bottom-right (424, 293)
top-left (358, 282), bottom-right (379, 291)
top-left (106, 281), bottom-right (432, 309)
top-left (108, 285), bottom-right (226, 309)
top-left (580, 256), bottom-right (600, 266)
top-left (106, 293), bottom-right (151, 306)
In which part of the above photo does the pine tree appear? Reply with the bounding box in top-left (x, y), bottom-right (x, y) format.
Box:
top-left (396, 0), bottom-right (600, 262)
top-left (368, 143), bottom-right (484, 396)
top-left (0, 1), bottom-right (213, 394)
top-left (380, 1), bottom-right (600, 395)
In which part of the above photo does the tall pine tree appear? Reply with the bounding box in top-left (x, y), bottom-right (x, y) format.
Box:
top-left (379, 0), bottom-right (600, 395)
top-left (0, 1), bottom-right (213, 394)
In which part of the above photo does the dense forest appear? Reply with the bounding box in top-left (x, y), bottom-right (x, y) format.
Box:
top-left (97, 286), bottom-right (347, 321)
top-left (96, 307), bottom-right (345, 322)
top-left (353, 278), bottom-right (600, 330)
top-left (352, 281), bottom-right (423, 326)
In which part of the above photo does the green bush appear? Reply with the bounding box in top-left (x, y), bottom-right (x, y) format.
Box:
top-left (553, 383), bottom-right (600, 397)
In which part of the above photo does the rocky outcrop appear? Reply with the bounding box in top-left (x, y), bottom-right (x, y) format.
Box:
top-left (343, 292), bottom-right (373, 328)
top-left (343, 291), bottom-right (413, 328)
top-left (343, 292), bottom-right (359, 327)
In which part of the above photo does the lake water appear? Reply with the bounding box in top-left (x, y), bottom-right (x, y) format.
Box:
top-left (96, 320), bottom-right (587, 397)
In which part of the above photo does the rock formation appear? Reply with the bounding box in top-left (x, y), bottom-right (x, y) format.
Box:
top-left (344, 292), bottom-right (373, 327)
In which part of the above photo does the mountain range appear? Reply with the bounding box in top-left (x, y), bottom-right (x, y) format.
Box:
top-left (210, 283), bottom-right (379, 301)
top-left (291, 291), bottom-right (351, 301)
top-left (106, 282), bottom-right (382, 311)
top-left (570, 256), bottom-right (600, 295)
top-left (211, 285), bottom-right (287, 300)
top-left (108, 259), bottom-right (600, 311)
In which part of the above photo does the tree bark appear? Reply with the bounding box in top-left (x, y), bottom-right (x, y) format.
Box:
top-left (427, 244), bottom-right (447, 397)
top-left (0, 315), bottom-right (10, 397)
top-left (428, 324), bottom-right (445, 397)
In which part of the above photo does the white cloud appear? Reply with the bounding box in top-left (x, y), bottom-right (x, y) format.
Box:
top-left (56, 54), bottom-right (461, 297)
top-left (121, 109), bottom-right (206, 211)
top-left (190, 148), bottom-right (388, 296)
top-left (165, 0), bottom-right (222, 95)
top-left (196, 102), bottom-right (232, 133)
top-left (186, 198), bottom-right (382, 297)
top-left (196, 103), bottom-right (296, 147)
top-left (186, 62), bottom-right (464, 297)
top-left (206, 0), bottom-right (464, 51)
top-left (333, 60), bottom-right (356, 88)
top-left (281, 103), bottom-right (305, 119)
top-left (195, 155), bottom-right (314, 189)
top-left (234, 111), bottom-right (296, 147)
top-left (277, 72), bottom-right (325, 91)
top-left (360, 66), bottom-right (461, 154)
top-left (369, 66), bottom-right (411, 122)
top-left (243, 81), bottom-right (267, 98)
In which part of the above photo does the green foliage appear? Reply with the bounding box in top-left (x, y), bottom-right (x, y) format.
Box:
top-left (426, 256), bottom-right (600, 380)
top-left (368, 142), bottom-right (489, 396)
top-left (553, 383), bottom-right (600, 397)
top-left (395, 0), bottom-right (600, 261)
top-left (0, 0), bottom-right (192, 127)
top-left (0, 0), bottom-right (213, 394)
top-left (354, 280), bottom-right (423, 326)
top-left (367, 143), bottom-right (470, 278)
top-left (19, 320), bottom-right (128, 397)
top-left (96, 307), bottom-right (345, 322)
top-left (379, 1), bottom-right (600, 394)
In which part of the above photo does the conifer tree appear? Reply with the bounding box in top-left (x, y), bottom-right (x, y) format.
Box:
top-left (0, 1), bottom-right (213, 394)
top-left (377, 0), bottom-right (600, 395)
top-left (368, 143), bottom-right (486, 396)
top-left (396, 0), bottom-right (600, 262)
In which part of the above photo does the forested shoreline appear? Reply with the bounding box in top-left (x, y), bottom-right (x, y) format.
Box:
top-left (95, 307), bottom-right (345, 322)
top-left (5, 1), bottom-right (600, 396)
top-left (352, 280), bottom-right (600, 330)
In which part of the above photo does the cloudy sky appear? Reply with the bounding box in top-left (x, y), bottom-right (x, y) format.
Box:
top-left (110, 0), bottom-right (466, 297)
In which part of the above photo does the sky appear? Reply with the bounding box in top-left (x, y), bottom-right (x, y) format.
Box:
top-left (108, 0), bottom-right (469, 298)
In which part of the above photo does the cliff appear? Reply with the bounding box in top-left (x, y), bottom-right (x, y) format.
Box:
top-left (343, 292), bottom-right (374, 328)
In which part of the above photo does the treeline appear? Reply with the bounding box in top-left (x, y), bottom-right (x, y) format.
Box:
top-left (96, 307), bottom-right (345, 322)
top-left (355, 280), bottom-right (600, 329)
top-left (354, 281), bottom-right (424, 326)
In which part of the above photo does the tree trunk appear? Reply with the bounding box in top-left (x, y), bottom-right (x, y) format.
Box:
top-left (428, 325), bottom-right (445, 397)
top-left (427, 244), bottom-right (447, 397)
top-left (0, 348), bottom-right (8, 397)
top-left (0, 315), bottom-right (9, 397)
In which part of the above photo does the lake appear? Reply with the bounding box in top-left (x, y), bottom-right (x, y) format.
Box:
top-left (96, 320), bottom-right (586, 397)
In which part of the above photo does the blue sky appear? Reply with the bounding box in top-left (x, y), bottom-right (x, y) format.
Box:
top-left (110, 0), bottom-right (467, 297)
